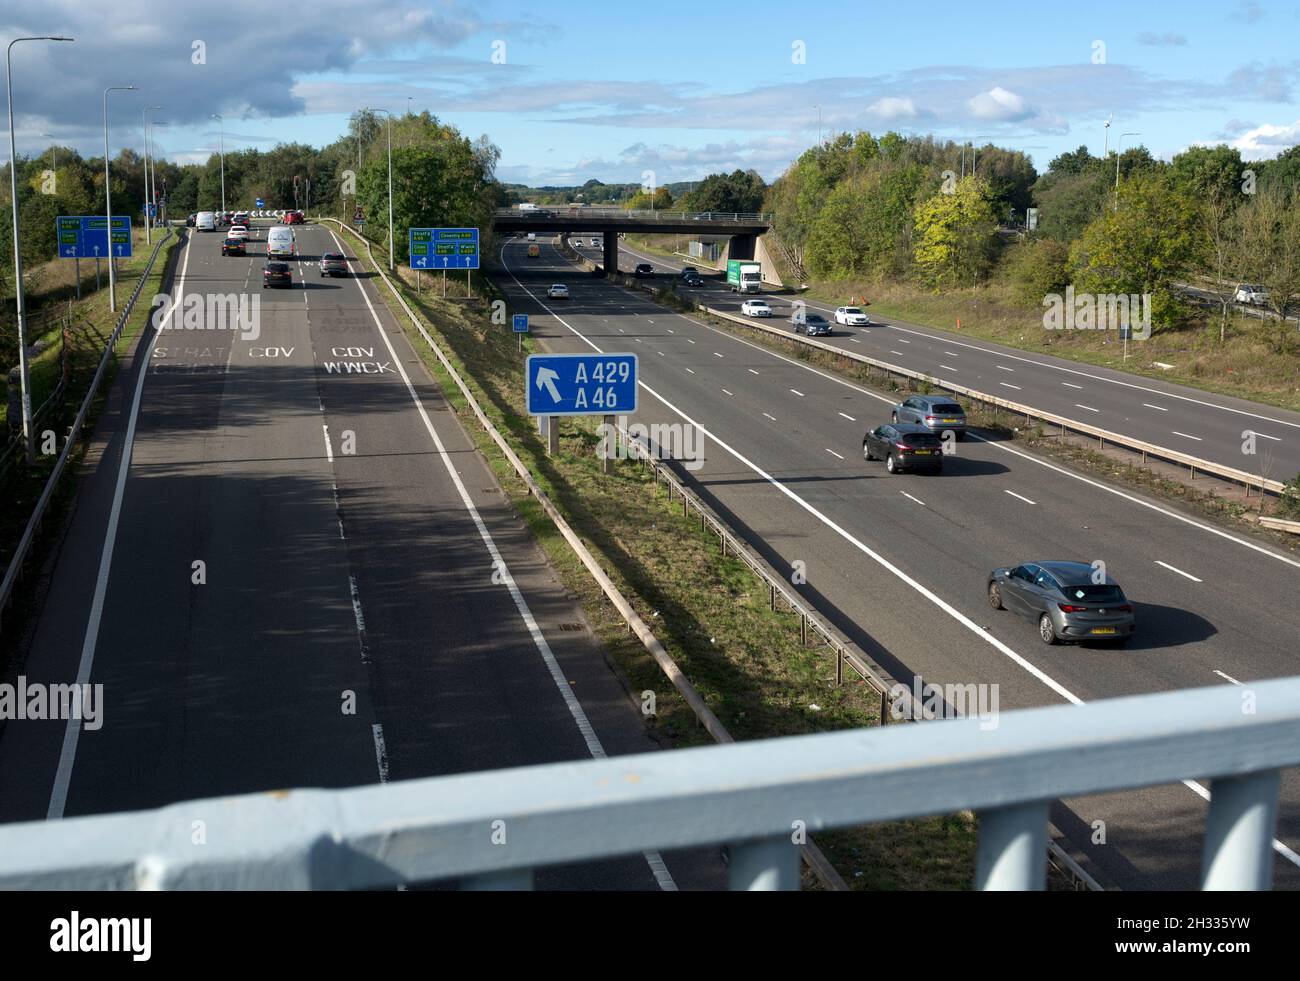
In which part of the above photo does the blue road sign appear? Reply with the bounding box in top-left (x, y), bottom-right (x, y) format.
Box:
top-left (256, 198), bottom-right (265, 208)
top-left (56, 215), bottom-right (132, 258)
top-left (526, 353), bottom-right (637, 416)
top-left (409, 227), bottom-right (480, 270)
top-left (512, 314), bottom-right (529, 333)
top-left (146, 203), bottom-right (156, 218)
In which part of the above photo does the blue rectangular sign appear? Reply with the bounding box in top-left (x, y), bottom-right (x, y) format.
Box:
top-left (512, 314), bottom-right (529, 333)
top-left (527, 353), bottom-right (637, 416)
top-left (56, 215), bottom-right (132, 258)
top-left (409, 227), bottom-right (479, 270)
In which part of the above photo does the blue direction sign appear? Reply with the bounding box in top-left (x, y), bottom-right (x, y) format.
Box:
top-left (526, 353), bottom-right (637, 416)
top-left (56, 215), bottom-right (132, 258)
top-left (409, 227), bottom-right (480, 269)
top-left (256, 197), bottom-right (265, 208)
top-left (512, 314), bottom-right (529, 333)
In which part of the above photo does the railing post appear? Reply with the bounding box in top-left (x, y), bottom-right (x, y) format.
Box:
top-left (975, 801), bottom-right (1049, 890)
top-left (729, 836), bottom-right (800, 891)
top-left (1201, 770), bottom-right (1280, 890)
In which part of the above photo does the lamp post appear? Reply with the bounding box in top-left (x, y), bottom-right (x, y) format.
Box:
top-left (7, 34), bottom-right (74, 463)
top-left (364, 106), bottom-right (393, 271)
top-left (103, 84), bottom-right (137, 313)
top-left (211, 113), bottom-right (225, 213)
top-left (1103, 115), bottom-right (1112, 158)
top-left (1116, 132), bottom-right (1140, 191)
top-left (143, 106), bottom-right (161, 244)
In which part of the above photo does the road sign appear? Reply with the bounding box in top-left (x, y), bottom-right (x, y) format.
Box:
top-left (146, 203), bottom-right (156, 218)
top-left (512, 314), bottom-right (529, 333)
top-left (55, 215), bottom-right (132, 259)
top-left (256, 198), bottom-right (265, 208)
top-left (526, 353), bottom-right (637, 416)
top-left (409, 227), bottom-right (480, 270)
top-left (1026, 207), bottom-right (1038, 232)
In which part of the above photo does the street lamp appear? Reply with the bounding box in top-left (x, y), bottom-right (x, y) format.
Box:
top-left (7, 34), bottom-right (74, 464)
top-left (211, 113), bottom-right (225, 213)
top-left (364, 107), bottom-right (393, 271)
top-left (103, 84), bottom-right (137, 313)
top-left (143, 106), bottom-right (161, 244)
top-left (1103, 115), bottom-right (1112, 158)
top-left (1116, 132), bottom-right (1140, 190)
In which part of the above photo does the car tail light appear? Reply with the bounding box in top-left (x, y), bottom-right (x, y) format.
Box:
top-left (924, 416), bottom-right (935, 424)
top-left (1058, 603), bottom-right (1089, 613)
top-left (894, 442), bottom-right (911, 453)
top-left (1116, 604), bottom-right (1133, 612)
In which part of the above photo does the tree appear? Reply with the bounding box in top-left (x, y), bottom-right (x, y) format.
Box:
top-left (1236, 183), bottom-right (1300, 325)
top-left (681, 169), bottom-right (766, 214)
top-left (912, 177), bottom-right (998, 287)
top-left (1169, 144), bottom-right (1244, 203)
top-left (1003, 238), bottom-right (1070, 305)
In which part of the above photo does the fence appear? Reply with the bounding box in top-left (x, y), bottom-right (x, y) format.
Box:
top-left (1, 676), bottom-right (1294, 890)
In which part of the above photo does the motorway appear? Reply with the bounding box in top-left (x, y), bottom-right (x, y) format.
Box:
top-left (572, 236), bottom-right (1300, 485)
top-left (507, 234), bottom-right (1300, 889)
top-left (0, 222), bottom-right (721, 890)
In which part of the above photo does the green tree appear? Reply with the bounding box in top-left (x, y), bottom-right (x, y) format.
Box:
top-left (912, 177), bottom-right (998, 287)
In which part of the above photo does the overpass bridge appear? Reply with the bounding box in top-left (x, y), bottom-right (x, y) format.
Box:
top-left (493, 208), bottom-right (773, 275)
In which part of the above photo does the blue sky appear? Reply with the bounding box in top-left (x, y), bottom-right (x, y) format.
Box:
top-left (7, 0), bottom-right (1300, 184)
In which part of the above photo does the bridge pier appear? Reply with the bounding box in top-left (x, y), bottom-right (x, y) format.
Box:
top-left (603, 235), bottom-right (619, 277)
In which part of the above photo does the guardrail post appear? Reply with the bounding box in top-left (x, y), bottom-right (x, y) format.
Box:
top-left (1201, 770), bottom-right (1280, 890)
top-left (800, 614), bottom-right (808, 646)
top-left (769, 583), bottom-right (777, 611)
top-left (729, 836), bottom-right (800, 891)
top-left (462, 868), bottom-right (535, 891)
top-left (975, 801), bottom-right (1050, 890)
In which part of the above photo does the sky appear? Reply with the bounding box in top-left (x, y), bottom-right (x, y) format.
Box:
top-left (4, 0), bottom-right (1300, 187)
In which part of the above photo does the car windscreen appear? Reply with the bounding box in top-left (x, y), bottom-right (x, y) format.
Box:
top-left (843, 308), bottom-right (863, 315)
top-left (1058, 583), bottom-right (1124, 603)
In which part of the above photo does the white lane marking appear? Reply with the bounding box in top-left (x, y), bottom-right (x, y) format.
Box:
top-left (686, 338), bottom-right (696, 344)
top-left (349, 574), bottom-right (370, 664)
top-left (48, 226), bottom-right (196, 820)
top-left (762, 412), bottom-right (776, 421)
top-left (826, 448), bottom-right (844, 460)
top-left (1155, 560), bottom-right (1202, 582)
top-left (1004, 490), bottom-right (1037, 505)
top-left (848, 338), bottom-right (860, 343)
top-left (901, 492), bottom-right (926, 506)
top-left (1214, 670), bottom-right (1242, 685)
top-left (1075, 403), bottom-right (1099, 413)
top-left (371, 724), bottom-right (389, 783)
top-left (722, 389), bottom-right (734, 396)
top-left (373, 233), bottom-right (682, 891)
top-left (685, 367), bottom-right (695, 374)
top-left (838, 412), bottom-right (856, 421)
top-left (939, 365), bottom-right (957, 372)
top-left (897, 338), bottom-right (910, 344)
top-left (322, 425), bottom-right (334, 463)
top-left (667, 328), bottom-right (674, 333)
top-left (713, 352), bottom-right (724, 358)
top-left (790, 389), bottom-right (805, 397)
top-left (1062, 382), bottom-right (1084, 389)
top-left (944, 351), bottom-right (959, 357)
top-left (1171, 430), bottom-right (1202, 441)
top-left (996, 365), bottom-right (1015, 372)
top-left (1252, 431), bottom-right (1281, 441)
top-left (748, 369), bottom-right (760, 375)
top-left (890, 350), bottom-right (907, 356)
top-left (1000, 382), bottom-right (1021, 390)
top-left (1143, 403), bottom-right (1168, 411)
top-left (882, 322), bottom-right (1300, 432)
top-left (657, 351), bottom-right (665, 356)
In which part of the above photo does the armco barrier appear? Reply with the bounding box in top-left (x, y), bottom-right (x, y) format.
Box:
top-left (324, 218), bottom-right (853, 890)
top-left (0, 227), bottom-right (176, 632)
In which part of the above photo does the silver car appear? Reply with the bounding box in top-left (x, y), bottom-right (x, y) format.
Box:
top-left (893, 394), bottom-right (967, 439)
top-left (987, 561), bottom-right (1135, 645)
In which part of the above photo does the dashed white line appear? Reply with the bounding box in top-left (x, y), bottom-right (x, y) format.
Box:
top-left (1143, 403), bottom-right (1168, 412)
top-left (1062, 382), bottom-right (1083, 389)
top-left (1214, 670), bottom-right (1242, 686)
top-left (939, 365), bottom-right (957, 372)
top-left (762, 412), bottom-right (776, 421)
top-left (826, 448), bottom-right (844, 460)
top-left (722, 389), bottom-right (734, 396)
top-left (748, 369), bottom-right (760, 375)
top-left (996, 365), bottom-right (1015, 372)
top-left (1000, 382), bottom-right (1021, 390)
top-left (685, 367), bottom-right (695, 374)
top-left (322, 425), bottom-right (334, 463)
top-left (713, 352), bottom-right (724, 358)
top-left (1004, 490), bottom-right (1037, 505)
top-left (838, 412), bottom-right (856, 421)
top-left (900, 492), bottom-right (926, 506)
top-left (1156, 560), bottom-right (1202, 582)
top-left (1075, 403), bottom-right (1099, 413)
top-left (791, 389), bottom-right (805, 397)
top-left (1171, 430), bottom-right (1202, 441)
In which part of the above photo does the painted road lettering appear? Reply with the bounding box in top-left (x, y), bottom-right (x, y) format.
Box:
top-left (250, 347), bottom-right (295, 357)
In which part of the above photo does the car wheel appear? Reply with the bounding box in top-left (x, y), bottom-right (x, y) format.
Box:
top-left (885, 454), bottom-right (898, 474)
top-left (863, 441), bottom-right (873, 461)
top-left (988, 582), bottom-right (1003, 610)
top-left (1038, 614), bottom-right (1057, 645)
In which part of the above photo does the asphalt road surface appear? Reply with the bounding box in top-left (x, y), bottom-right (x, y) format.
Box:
top-left (511, 234), bottom-right (1300, 890)
top-left (572, 236), bottom-right (1300, 485)
top-left (0, 222), bottom-right (722, 891)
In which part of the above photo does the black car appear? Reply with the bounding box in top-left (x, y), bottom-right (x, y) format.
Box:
top-left (221, 237), bottom-right (246, 257)
top-left (262, 261), bottom-right (292, 288)
top-left (633, 263), bottom-right (654, 278)
top-left (682, 273), bottom-right (705, 287)
top-left (679, 266), bottom-right (698, 278)
top-left (862, 423), bottom-right (944, 474)
top-left (791, 313), bottom-right (832, 336)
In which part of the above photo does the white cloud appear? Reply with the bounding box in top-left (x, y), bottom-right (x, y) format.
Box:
top-left (1229, 119), bottom-right (1300, 157)
top-left (867, 96), bottom-right (918, 120)
top-left (968, 86), bottom-right (1031, 122)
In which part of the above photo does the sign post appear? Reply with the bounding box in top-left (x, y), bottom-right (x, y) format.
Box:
top-left (512, 313), bottom-right (529, 352)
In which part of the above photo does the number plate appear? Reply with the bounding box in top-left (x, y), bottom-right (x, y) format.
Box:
top-left (1090, 627), bottom-right (1117, 635)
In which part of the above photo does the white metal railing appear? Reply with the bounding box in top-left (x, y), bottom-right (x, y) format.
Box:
top-left (1, 677), bottom-right (1296, 890)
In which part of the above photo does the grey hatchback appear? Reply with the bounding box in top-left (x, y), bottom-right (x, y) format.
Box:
top-left (987, 561), bottom-right (1135, 645)
top-left (893, 394), bottom-right (967, 439)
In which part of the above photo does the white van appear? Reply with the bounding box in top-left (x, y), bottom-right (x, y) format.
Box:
top-left (266, 225), bottom-right (296, 258)
top-left (195, 211), bottom-right (216, 232)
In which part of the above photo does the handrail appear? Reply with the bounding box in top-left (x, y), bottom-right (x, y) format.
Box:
top-left (1, 676), bottom-right (1295, 889)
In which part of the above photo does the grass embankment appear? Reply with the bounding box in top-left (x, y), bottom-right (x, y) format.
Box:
top-left (623, 233), bottom-right (1300, 415)
top-left (334, 220), bottom-right (982, 890)
top-left (0, 227), bottom-right (183, 662)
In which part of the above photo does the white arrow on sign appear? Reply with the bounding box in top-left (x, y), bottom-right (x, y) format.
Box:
top-left (535, 366), bottom-right (561, 403)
